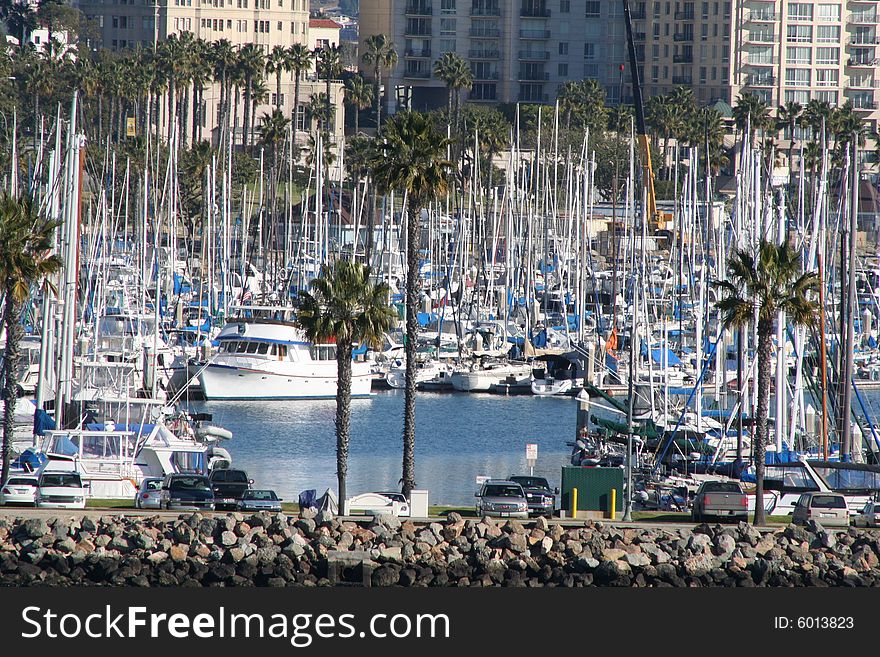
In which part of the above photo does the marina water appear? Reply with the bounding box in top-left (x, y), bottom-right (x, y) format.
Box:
top-left (186, 392), bottom-right (576, 506)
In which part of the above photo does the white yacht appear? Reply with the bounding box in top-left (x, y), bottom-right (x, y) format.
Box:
top-left (194, 306), bottom-right (372, 400)
top-left (450, 360), bottom-right (532, 392)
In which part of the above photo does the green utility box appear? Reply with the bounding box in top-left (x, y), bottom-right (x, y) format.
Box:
top-left (560, 467), bottom-right (624, 514)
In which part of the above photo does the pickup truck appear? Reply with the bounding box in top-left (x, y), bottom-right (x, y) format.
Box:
top-left (208, 469), bottom-right (253, 510)
top-left (691, 480), bottom-right (748, 523)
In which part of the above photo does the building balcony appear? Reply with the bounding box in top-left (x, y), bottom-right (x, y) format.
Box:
top-left (746, 76), bottom-right (776, 86)
top-left (518, 93), bottom-right (550, 103)
top-left (405, 48), bottom-right (432, 57)
top-left (470, 6), bottom-right (502, 16)
top-left (749, 33), bottom-right (777, 44)
top-left (672, 75), bottom-right (693, 84)
top-left (405, 2), bottom-right (432, 15)
top-left (520, 7), bottom-right (551, 17)
top-left (518, 50), bottom-right (550, 60)
top-left (673, 53), bottom-right (693, 63)
top-left (847, 57), bottom-right (877, 67)
top-left (849, 35), bottom-right (880, 45)
top-left (674, 10), bottom-right (694, 19)
top-left (630, 10), bottom-right (646, 19)
top-left (470, 27), bottom-right (501, 37)
top-left (469, 49), bottom-right (500, 58)
top-left (474, 71), bottom-right (501, 80)
top-left (403, 70), bottom-right (432, 79)
top-left (848, 13), bottom-right (878, 24)
top-left (747, 11), bottom-right (776, 21)
top-left (404, 28), bottom-right (433, 37)
top-left (847, 79), bottom-right (880, 89)
top-left (674, 32), bottom-right (693, 41)
top-left (519, 29), bottom-right (551, 39)
top-left (850, 100), bottom-right (879, 110)
top-left (633, 32), bottom-right (647, 40)
top-left (518, 71), bottom-right (550, 80)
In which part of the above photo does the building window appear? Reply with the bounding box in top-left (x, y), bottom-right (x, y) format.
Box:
top-left (271, 93), bottom-right (285, 105)
top-left (441, 0), bottom-right (456, 12)
top-left (815, 69), bottom-right (838, 87)
top-left (787, 3), bottom-right (813, 21)
top-left (558, 62), bottom-right (568, 76)
top-left (816, 25), bottom-right (839, 43)
top-left (560, 0), bottom-right (570, 12)
top-left (585, 1), bottom-right (600, 17)
top-left (786, 25), bottom-right (812, 42)
top-left (558, 42), bottom-right (568, 55)
top-left (815, 47), bottom-right (839, 64)
top-left (296, 105), bottom-right (307, 132)
top-left (786, 46), bottom-right (811, 64)
top-left (816, 3), bottom-right (840, 21)
top-left (584, 43), bottom-right (595, 60)
top-left (785, 67), bottom-right (811, 87)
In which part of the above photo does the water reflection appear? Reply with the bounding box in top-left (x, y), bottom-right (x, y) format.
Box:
top-left (189, 391), bottom-right (576, 506)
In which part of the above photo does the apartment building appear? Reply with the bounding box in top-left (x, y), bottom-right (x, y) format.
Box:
top-left (360, 0), bottom-right (879, 138)
top-left (75, 0), bottom-right (345, 145)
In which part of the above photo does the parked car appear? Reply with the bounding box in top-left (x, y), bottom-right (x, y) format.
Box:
top-left (208, 468), bottom-right (253, 510)
top-left (691, 480), bottom-right (749, 522)
top-left (36, 470), bottom-right (87, 509)
top-left (160, 473), bottom-right (215, 511)
top-left (509, 475), bottom-right (558, 517)
top-left (373, 491), bottom-right (411, 517)
top-left (475, 480), bottom-right (529, 519)
top-left (135, 477), bottom-right (164, 509)
top-left (792, 492), bottom-right (850, 528)
top-left (236, 489), bottom-right (282, 513)
top-left (853, 500), bottom-right (880, 528)
top-left (0, 475), bottom-right (39, 506)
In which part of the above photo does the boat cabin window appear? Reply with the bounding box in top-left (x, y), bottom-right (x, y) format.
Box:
top-left (762, 465), bottom-right (820, 492)
top-left (257, 343), bottom-right (269, 355)
top-left (311, 345), bottom-right (337, 361)
top-left (812, 465), bottom-right (880, 493)
top-left (246, 342), bottom-right (259, 354)
top-left (278, 345), bottom-right (288, 359)
top-left (269, 344), bottom-right (277, 356)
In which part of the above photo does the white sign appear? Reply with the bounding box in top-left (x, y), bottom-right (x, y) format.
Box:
top-left (526, 443), bottom-right (538, 461)
top-left (475, 475), bottom-right (490, 485)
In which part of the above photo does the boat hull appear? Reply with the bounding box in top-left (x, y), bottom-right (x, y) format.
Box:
top-left (197, 362), bottom-right (373, 400)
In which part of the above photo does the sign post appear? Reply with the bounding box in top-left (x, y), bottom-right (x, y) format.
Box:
top-left (525, 443), bottom-right (538, 476)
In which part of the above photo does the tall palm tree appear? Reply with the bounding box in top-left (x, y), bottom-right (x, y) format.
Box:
top-left (315, 44), bottom-right (343, 123)
top-left (714, 241), bottom-right (818, 525)
top-left (259, 107), bottom-right (290, 172)
top-left (733, 91), bottom-right (771, 147)
top-left (210, 39), bottom-right (236, 148)
top-left (801, 98), bottom-right (833, 142)
top-left (344, 74), bottom-right (373, 135)
top-left (238, 43), bottom-right (265, 149)
top-left (370, 112), bottom-right (452, 498)
top-left (296, 260), bottom-right (396, 505)
top-left (287, 43), bottom-right (313, 136)
top-left (432, 52), bottom-right (473, 137)
top-left (360, 34), bottom-right (397, 128)
top-left (776, 100), bottom-right (802, 180)
top-left (0, 192), bottom-right (62, 487)
top-left (266, 44), bottom-right (289, 112)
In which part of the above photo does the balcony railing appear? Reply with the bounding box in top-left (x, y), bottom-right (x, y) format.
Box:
top-left (850, 35), bottom-right (880, 45)
top-left (403, 70), bottom-right (431, 78)
top-left (470, 6), bottom-right (501, 16)
top-left (520, 7), bottom-right (551, 17)
top-left (750, 32), bottom-right (776, 43)
top-left (518, 93), bottom-right (550, 103)
top-left (746, 76), bottom-right (776, 86)
top-left (519, 29), bottom-right (551, 38)
top-left (404, 27), bottom-right (432, 37)
top-left (405, 3), bottom-right (432, 15)
top-left (848, 13), bottom-right (878, 24)
top-left (674, 10), bottom-right (694, 19)
top-left (748, 11), bottom-right (776, 21)
top-left (672, 75), bottom-right (693, 84)
top-left (518, 71), bottom-right (550, 80)
top-left (850, 100), bottom-right (879, 110)
top-left (405, 48), bottom-right (432, 57)
top-left (847, 79), bottom-right (880, 89)
top-left (673, 53), bottom-right (693, 63)
top-left (470, 27), bottom-right (501, 37)
top-left (469, 49), bottom-right (500, 58)
top-left (848, 58), bottom-right (877, 66)
top-left (630, 10), bottom-right (646, 19)
top-left (473, 71), bottom-right (501, 80)
top-left (519, 50), bottom-right (550, 60)
top-left (674, 32), bottom-right (694, 41)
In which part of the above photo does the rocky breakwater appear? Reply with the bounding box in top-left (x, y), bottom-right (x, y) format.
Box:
top-left (1, 512), bottom-right (880, 586)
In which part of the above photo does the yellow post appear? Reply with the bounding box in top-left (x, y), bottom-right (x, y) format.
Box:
top-left (610, 488), bottom-right (617, 520)
top-left (571, 487), bottom-right (578, 519)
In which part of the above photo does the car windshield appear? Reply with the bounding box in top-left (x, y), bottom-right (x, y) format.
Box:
top-left (170, 476), bottom-right (210, 491)
top-left (224, 471), bottom-right (249, 483)
top-left (811, 495), bottom-right (847, 509)
top-left (143, 480), bottom-right (162, 491)
top-left (484, 485), bottom-right (523, 498)
top-left (702, 482), bottom-right (742, 493)
top-left (243, 490), bottom-right (277, 500)
top-left (377, 492), bottom-right (405, 502)
top-left (6, 478), bottom-right (37, 486)
top-left (511, 477), bottom-right (550, 490)
top-left (41, 474), bottom-right (82, 488)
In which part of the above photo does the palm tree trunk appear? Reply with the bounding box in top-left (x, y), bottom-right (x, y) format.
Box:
top-left (754, 319), bottom-right (773, 526)
top-left (374, 65), bottom-right (381, 127)
top-left (293, 74), bottom-right (301, 137)
top-left (234, 87), bottom-right (240, 147)
top-left (402, 204), bottom-right (420, 498)
top-left (182, 84), bottom-right (190, 148)
top-left (276, 70), bottom-right (282, 111)
top-left (244, 79), bottom-right (252, 149)
top-left (335, 339), bottom-right (353, 505)
top-left (1, 295), bottom-right (23, 487)
top-left (354, 106), bottom-right (359, 135)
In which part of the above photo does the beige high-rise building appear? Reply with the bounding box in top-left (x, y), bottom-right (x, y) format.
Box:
top-left (360, 0), bottom-right (879, 140)
top-left (75, 0), bottom-right (345, 146)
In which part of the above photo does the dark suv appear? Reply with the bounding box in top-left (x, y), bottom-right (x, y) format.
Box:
top-left (208, 469), bottom-right (253, 509)
top-left (509, 475), bottom-right (558, 517)
top-left (160, 474), bottom-right (215, 511)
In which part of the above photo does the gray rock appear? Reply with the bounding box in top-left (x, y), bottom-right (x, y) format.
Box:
top-left (18, 518), bottom-right (48, 539)
top-left (219, 531), bottom-right (237, 547)
top-left (623, 552), bottom-right (650, 567)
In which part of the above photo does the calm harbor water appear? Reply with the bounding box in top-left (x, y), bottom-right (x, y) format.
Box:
top-left (187, 391), bottom-right (577, 506)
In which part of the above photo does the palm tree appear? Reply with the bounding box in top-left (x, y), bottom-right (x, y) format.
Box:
top-left (432, 52), bottom-right (473, 135)
top-left (344, 74), bottom-right (373, 135)
top-left (315, 44), bottom-right (342, 118)
top-left (210, 39), bottom-right (236, 148)
top-left (287, 43), bottom-right (313, 136)
top-left (0, 192), bottom-right (62, 487)
top-left (776, 100), bottom-right (802, 180)
top-left (259, 107), bottom-right (290, 172)
top-left (733, 91), bottom-right (771, 147)
top-left (801, 98), bottom-right (833, 142)
top-left (238, 43), bottom-right (265, 149)
top-left (370, 112), bottom-right (452, 498)
top-left (296, 260), bottom-right (396, 505)
top-left (361, 34), bottom-right (397, 128)
top-left (714, 241), bottom-right (818, 525)
top-left (266, 44), bottom-right (289, 112)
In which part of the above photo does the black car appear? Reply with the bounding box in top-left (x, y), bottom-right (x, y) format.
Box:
top-left (208, 469), bottom-right (253, 509)
top-left (161, 474), bottom-right (215, 511)
top-left (509, 475), bottom-right (558, 517)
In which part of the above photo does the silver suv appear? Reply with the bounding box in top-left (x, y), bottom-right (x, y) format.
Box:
top-left (475, 480), bottom-right (529, 519)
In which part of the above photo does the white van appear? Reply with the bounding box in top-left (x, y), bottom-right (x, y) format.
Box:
top-left (36, 469), bottom-right (88, 509)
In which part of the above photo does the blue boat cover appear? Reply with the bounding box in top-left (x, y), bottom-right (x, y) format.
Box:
top-left (299, 489), bottom-right (318, 510)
